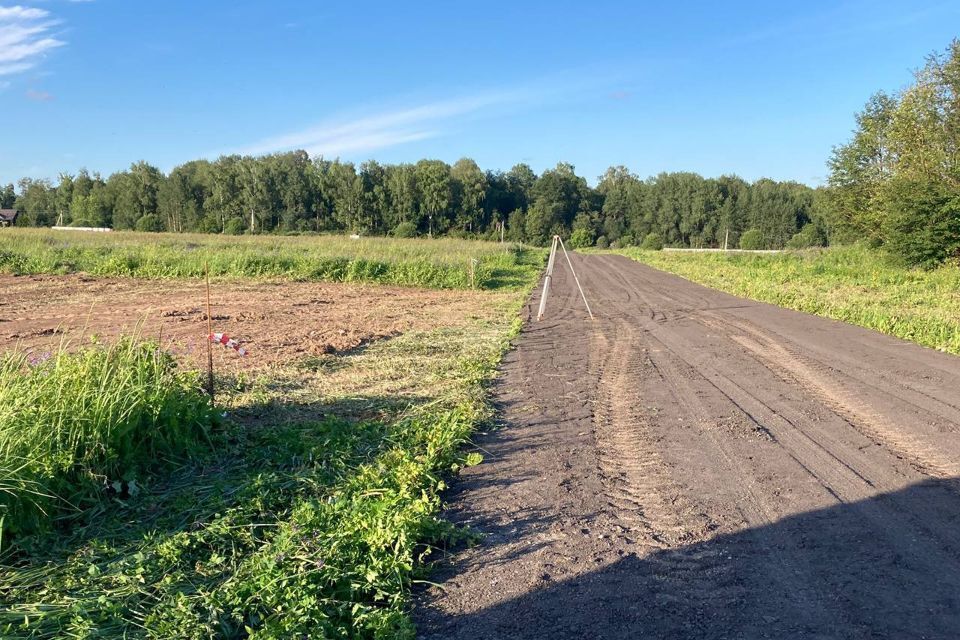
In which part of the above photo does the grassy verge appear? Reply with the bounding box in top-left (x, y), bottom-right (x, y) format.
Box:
top-left (615, 244), bottom-right (960, 354)
top-left (0, 338), bottom-right (215, 539)
top-left (0, 229), bottom-right (543, 290)
top-left (0, 289), bottom-right (527, 638)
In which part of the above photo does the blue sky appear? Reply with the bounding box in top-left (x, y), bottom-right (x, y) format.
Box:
top-left (1, 1), bottom-right (958, 186)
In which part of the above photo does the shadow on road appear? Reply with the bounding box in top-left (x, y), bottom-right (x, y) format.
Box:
top-left (419, 478), bottom-right (960, 640)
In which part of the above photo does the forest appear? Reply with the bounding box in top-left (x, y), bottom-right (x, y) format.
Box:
top-left (2, 157), bottom-right (824, 251)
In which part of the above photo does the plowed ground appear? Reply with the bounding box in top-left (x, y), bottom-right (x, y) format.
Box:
top-left (0, 273), bottom-right (497, 371)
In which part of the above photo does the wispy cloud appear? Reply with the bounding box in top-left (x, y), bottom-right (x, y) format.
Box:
top-left (0, 4), bottom-right (65, 77)
top-left (237, 89), bottom-right (530, 158)
top-left (25, 87), bottom-right (53, 101)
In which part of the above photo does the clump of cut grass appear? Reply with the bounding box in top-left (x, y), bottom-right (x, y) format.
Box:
top-left (0, 229), bottom-right (545, 291)
top-left (616, 244), bottom-right (960, 354)
top-left (0, 337), bottom-right (216, 539)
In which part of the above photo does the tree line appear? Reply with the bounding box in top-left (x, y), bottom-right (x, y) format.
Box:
top-left (3, 155), bottom-right (824, 250)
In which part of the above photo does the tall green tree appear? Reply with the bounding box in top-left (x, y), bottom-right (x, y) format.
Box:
top-left (359, 160), bottom-right (388, 234)
top-left (414, 160), bottom-right (452, 236)
top-left (55, 173), bottom-right (74, 226)
top-left (14, 178), bottom-right (55, 226)
top-left (0, 183), bottom-right (16, 209)
top-left (385, 163), bottom-right (418, 230)
top-left (450, 158), bottom-right (487, 233)
top-left (827, 39), bottom-right (960, 264)
top-left (827, 92), bottom-right (897, 243)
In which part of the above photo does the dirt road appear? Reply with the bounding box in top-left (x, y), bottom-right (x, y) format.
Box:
top-left (415, 253), bottom-right (960, 639)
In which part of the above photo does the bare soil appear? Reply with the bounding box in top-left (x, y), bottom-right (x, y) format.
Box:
top-left (415, 253), bottom-right (960, 640)
top-left (0, 274), bottom-right (497, 370)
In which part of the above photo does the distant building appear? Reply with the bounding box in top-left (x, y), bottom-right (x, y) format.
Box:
top-left (0, 209), bottom-right (18, 227)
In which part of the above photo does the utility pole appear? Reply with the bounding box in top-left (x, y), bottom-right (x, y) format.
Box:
top-left (724, 229), bottom-right (729, 251)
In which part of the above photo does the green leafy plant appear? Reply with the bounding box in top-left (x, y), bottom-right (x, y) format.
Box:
top-left (786, 223), bottom-right (825, 249)
top-left (392, 221), bottom-right (417, 238)
top-left (569, 228), bottom-right (594, 249)
top-left (640, 232), bottom-right (663, 250)
top-left (738, 228), bottom-right (764, 250)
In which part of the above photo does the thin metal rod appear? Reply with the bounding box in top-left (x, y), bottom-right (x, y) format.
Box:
top-left (537, 236), bottom-right (559, 321)
top-left (557, 236), bottom-right (594, 319)
top-left (204, 263), bottom-right (215, 403)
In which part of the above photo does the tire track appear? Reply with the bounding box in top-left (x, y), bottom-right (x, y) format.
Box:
top-left (700, 312), bottom-right (960, 478)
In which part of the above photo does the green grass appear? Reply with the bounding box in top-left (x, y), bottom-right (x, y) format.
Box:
top-left (0, 290), bottom-right (527, 638)
top-left (0, 338), bottom-right (215, 540)
top-left (616, 244), bottom-right (960, 354)
top-left (0, 229), bottom-right (544, 290)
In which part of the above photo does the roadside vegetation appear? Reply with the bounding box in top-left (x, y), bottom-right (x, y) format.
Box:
top-left (0, 228), bottom-right (542, 290)
top-left (618, 245), bottom-right (960, 355)
top-left (0, 259), bottom-right (529, 638)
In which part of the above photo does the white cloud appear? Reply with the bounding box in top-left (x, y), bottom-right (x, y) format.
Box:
top-left (0, 4), bottom-right (65, 77)
top-left (0, 6), bottom-right (47, 20)
top-left (237, 90), bottom-right (527, 158)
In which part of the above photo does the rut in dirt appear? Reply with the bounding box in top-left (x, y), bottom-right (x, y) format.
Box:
top-left (414, 253), bottom-right (960, 640)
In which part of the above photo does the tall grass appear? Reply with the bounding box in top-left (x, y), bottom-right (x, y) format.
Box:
top-left (0, 229), bottom-right (544, 290)
top-left (0, 338), bottom-right (215, 538)
top-left (617, 244), bottom-right (960, 354)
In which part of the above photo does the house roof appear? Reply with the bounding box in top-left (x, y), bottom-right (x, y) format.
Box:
top-left (0, 209), bottom-right (18, 221)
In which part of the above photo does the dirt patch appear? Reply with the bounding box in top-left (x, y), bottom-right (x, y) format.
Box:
top-left (415, 253), bottom-right (960, 639)
top-left (0, 274), bottom-right (499, 371)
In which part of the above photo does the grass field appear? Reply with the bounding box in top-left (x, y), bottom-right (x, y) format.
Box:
top-left (0, 228), bottom-right (543, 290)
top-left (0, 233), bottom-right (536, 639)
top-left (616, 244), bottom-right (960, 355)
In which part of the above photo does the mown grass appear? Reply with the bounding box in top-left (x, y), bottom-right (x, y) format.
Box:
top-left (617, 244), bottom-right (960, 354)
top-left (0, 229), bottom-right (544, 290)
top-left (0, 338), bottom-right (215, 540)
top-left (0, 291), bottom-right (526, 638)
